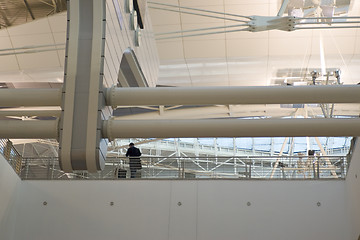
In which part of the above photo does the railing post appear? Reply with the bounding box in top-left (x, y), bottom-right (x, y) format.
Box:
top-left (317, 158), bottom-right (320, 179)
top-left (4, 140), bottom-right (12, 161)
top-left (15, 155), bottom-right (22, 175)
top-left (47, 158), bottom-right (51, 180)
top-left (340, 157), bottom-right (345, 178)
top-left (249, 162), bottom-right (252, 179)
top-left (281, 168), bottom-right (285, 179)
top-left (24, 158), bottom-right (29, 179)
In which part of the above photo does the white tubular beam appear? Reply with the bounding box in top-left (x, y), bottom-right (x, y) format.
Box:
top-left (0, 120), bottom-right (58, 139)
top-left (0, 107), bottom-right (61, 117)
top-left (0, 89), bottom-right (61, 107)
top-left (106, 85), bottom-right (360, 106)
top-left (103, 118), bottom-right (360, 140)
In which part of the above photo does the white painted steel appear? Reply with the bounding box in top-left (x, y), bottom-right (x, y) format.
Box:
top-left (59, 0), bottom-right (80, 173)
top-left (107, 85), bottom-right (360, 106)
top-left (0, 120), bottom-right (58, 139)
top-left (103, 118), bottom-right (360, 140)
top-left (0, 109), bottom-right (61, 117)
top-left (85, 0), bottom-right (106, 173)
top-left (0, 89), bottom-right (61, 107)
top-left (1, 85), bottom-right (358, 108)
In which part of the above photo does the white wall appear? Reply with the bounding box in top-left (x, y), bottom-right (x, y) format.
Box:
top-left (346, 141), bottom-right (360, 240)
top-left (12, 179), bottom-right (349, 240)
top-left (0, 155), bottom-right (21, 240)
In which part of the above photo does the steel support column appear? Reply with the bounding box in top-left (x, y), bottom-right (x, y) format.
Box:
top-left (59, 0), bottom-right (107, 172)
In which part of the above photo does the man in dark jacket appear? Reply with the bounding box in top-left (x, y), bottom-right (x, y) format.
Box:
top-left (126, 142), bottom-right (142, 178)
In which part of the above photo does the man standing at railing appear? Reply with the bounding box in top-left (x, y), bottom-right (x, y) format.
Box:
top-left (126, 142), bottom-right (142, 178)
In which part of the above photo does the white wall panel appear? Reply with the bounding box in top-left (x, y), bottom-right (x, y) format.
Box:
top-left (0, 156), bottom-right (21, 240)
top-left (14, 181), bottom-right (172, 240)
top-left (7, 178), bottom-right (350, 240)
top-left (168, 181), bottom-right (197, 240)
top-left (346, 141), bottom-right (360, 240)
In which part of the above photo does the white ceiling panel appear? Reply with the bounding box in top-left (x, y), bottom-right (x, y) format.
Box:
top-left (150, 8), bottom-right (181, 26)
top-left (156, 39), bottom-right (185, 59)
top-left (10, 33), bottom-right (55, 48)
top-left (180, 0), bottom-right (224, 7)
top-left (7, 17), bottom-right (52, 36)
top-left (0, 35), bottom-right (14, 49)
top-left (322, 36), bottom-right (356, 56)
top-left (227, 59), bottom-right (267, 75)
top-left (26, 67), bottom-right (64, 82)
top-left (229, 75), bottom-right (269, 86)
top-left (0, 56), bottom-right (19, 72)
top-left (224, 0), bottom-right (272, 4)
top-left (227, 38), bottom-right (269, 57)
top-left (180, 5), bottom-right (225, 24)
top-left (16, 51), bottom-right (61, 70)
top-left (225, 31), bottom-right (268, 40)
top-left (52, 32), bottom-right (66, 45)
top-left (224, 3), bottom-right (271, 16)
top-left (269, 37), bottom-right (312, 56)
top-left (191, 74), bottom-right (230, 86)
top-left (183, 39), bottom-right (226, 58)
top-left (0, 13), bottom-right (65, 84)
top-left (268, 29), bottom-right (313, 39)
top-left (187, 60), bottom-right (228, 77)
top-left (355, 38), bottom-right (360, 54)
top-left (47, 12), bottom-right (67, 33)
top-left (158, 75), bottom-right (192, 86)
top-left (0, 36), bottom-right (19, 72)
top-left (150, 0), bottom-right (360, 88)
top-left (153, 24), bottom-right (182, 34)
top-left (181, 23), bottom-right (226, 40)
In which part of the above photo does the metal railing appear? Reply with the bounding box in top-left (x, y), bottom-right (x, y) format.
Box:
top-left (18, 155), bottom-right (347, 180)
top-left (0, 139), bottom-right (22, 175)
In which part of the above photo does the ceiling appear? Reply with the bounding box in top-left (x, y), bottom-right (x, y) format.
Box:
top-left (0, 0), bottom-right (66, 28)
top-left (0, 0), bottom-right (357, 158)
top-left (0, 11), bottom-right (65, 87)
top-left (148, 0), bottom-right (360, 87)
top-left (0, 0), bottom-right (358, 120)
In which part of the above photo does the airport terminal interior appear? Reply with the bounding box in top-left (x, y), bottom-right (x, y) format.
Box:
top-left (0, 0), bottom-right (360, 239)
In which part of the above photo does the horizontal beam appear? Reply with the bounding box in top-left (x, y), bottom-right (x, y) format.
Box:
top-left (0, 89), bottom-right (61, 107)
top-left (0, 120), bottom-right (58, 139)
top-left (2, 118), bottom-right (358, 139)
top-left (103, 118), bottom-right (360, 139)
top-left (0, 109), bottom-right (61, 117)
top-left (1, 85), bottom-right (360, 107)
top-left (106, 85), bottom-right (360, 106)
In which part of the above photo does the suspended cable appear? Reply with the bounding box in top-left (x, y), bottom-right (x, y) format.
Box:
top-left (148, 1), bottom-right (252, 19)
top-left (0, 47), bottom-right (65, 56)
top-left (295, 21), bottom-right (360, 25)
top-left (0, 43), bottom-right (65, 52)
top-left (295, 26), bottom-right (360, 30)
top-left (155, 23), bottom-right (248, 36)
top-left (156, 28), bottom-right (248, 40)
top-left (297, 16), bottom-right (360, 20)
top-left (149, 6), bottom-right (249, 23)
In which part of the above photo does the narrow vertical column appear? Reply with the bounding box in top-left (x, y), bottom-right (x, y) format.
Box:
top-left (59, 0), bottom-right (107, 172)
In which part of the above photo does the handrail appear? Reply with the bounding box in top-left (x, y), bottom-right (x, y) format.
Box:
top-left (19, 155), bottom-right (347, 180)
top-left (0, 139), bottom-right (23, 174)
